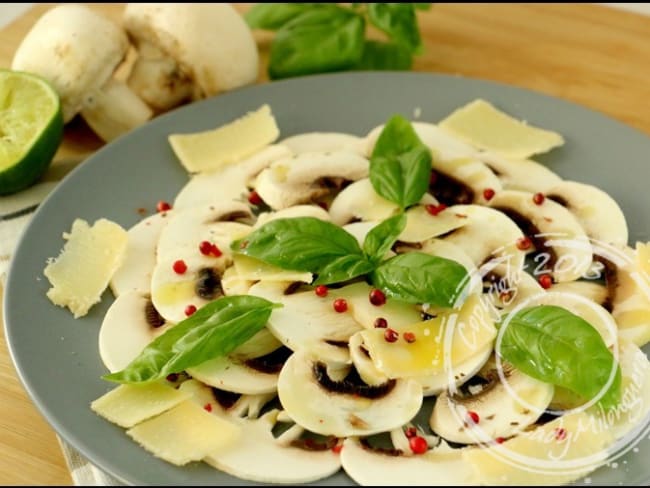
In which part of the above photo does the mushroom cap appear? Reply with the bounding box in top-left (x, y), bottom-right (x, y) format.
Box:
top-left (278, 350), bottom-right (423, 437)
top-left (123, 3), bottom-right (258, 96)
top-left (12, 5), bottom-right (128, 122)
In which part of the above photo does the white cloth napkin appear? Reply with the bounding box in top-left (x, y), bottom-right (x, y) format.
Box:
top-left (1, 181), bottom-right (123, 486)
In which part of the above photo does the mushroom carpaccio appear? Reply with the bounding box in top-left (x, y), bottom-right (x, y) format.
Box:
top-left (55, 101), bottom-right (650, 485)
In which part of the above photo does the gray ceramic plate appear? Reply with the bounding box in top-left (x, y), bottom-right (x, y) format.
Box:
top-left (4, 72), bottom-right (650, 486)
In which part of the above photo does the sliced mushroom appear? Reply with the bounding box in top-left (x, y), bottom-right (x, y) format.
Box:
top-left (110, 211), bottom-right (170, 297)
top-left (345, 282), bottom-right (422, 331)
top-left (176, 378), bottom-right (341, 483)
top-left (278, 350), bottom-right (422, 437)
top-left (398, 204), bottom-right (470, 243)
top-left (173, 145), bottom-right (292, 210)
top-left (545, 180), bottom-right (628, 246)
top-left (229, 328), bottom-right (283, 361)
top-left (430, 359), bottom-right (554, 444)
top-left (254, 204), bottom-right (331, 229)
top-left (489, 190), bottom-right (592, 282)
top-left (206, 408), bottom-right (342, 484)
top-left (550, 281), bottom-right (608, 308)
top-left (12, 4), bottom-right (152, 141)
top-left (479, 151), bottom-right (562, 193)
top-left (156, 201), bottom-right (253, 259)
top-left (358, 294), bottom-right (497, 379)
top-left (187, 346), bottom-right (292, 395)
top-left (350, 331), bottom-right (492, 397)
top-left (414, 344), bottom-right (493, 397)
top-left (152, 202), bottom-right (252, 322)
top-left (248, 281), bottom-right (363, 365)
top-left (253, 151), bottom-right (369, 210)
top-left (365, 121), bottom-right (478, 162)
top-left (481, 267), bottom-right (545, 317)
top-left (429, 158), bottom-right (503, 206)
top-left (329, 178), bottom-right (400, 226)
top-left (280, 132), bottom-right (365, 155)
top-left (433, 204), bottom-right (527, 275)
top-left (341, 436), bottom-right (477, 486)
top-left (99, 291), bottom-right (173, 373)
top-left (123, 4), bottom-right (258, 111)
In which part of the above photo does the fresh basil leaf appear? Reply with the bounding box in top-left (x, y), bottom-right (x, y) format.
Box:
top-left (363, 213), bottom-right (407, 264)
top-left (269, 6), bottom-right (365, 79)
top-left (370, 115), bottom-right (432, 209)
top-left (414, 3), bottom-right (433, 11)
top-left (232, 217), bottom-right (365, 274)
top-left (367, 4), bottom-right (422, 54)
top-left (355, 40), bottom-right (413, 70)
top-left (103, 296), bottom-right (278, 384)
top-left (314, 254), bottom-right (375, 286)
top-left (370, 251), bottom-right (469, 306)
top-left (500, 305), bottom-right (622, 411)
top-left (245, 4), bottom-right (316, 30)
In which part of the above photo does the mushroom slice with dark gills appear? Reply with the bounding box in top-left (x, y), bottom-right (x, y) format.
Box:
top-left (341, 435), bottom-right (477, 486)
top-left (479, 151), bottom-right (562, 194)
top-left (186, 346), bottom-right (293, 395)
top-left (151, 202), bottom-right (253, 323)
top-left (99, 291), bottom-right (174, 373)
top-left (366, 121), bottom-right (501, 204)
top-left (428, 157), bottom-right (503, 206)
top-left (489, 190), bottom-right (593, 283)
top-left (173, 144), bottom-right (292, 210)
top-left (248, 281), bottom-right (363, 365)
top-left (400, 204), bottom-right (527, 278)
top-left (430, 357), bottom-right (554, 444)
top-left (350, 330), bottom-right (493, 397)
top-left (253, 150), bottom-right (369, 210)
top-left (544, 180), bottom-right (628, 247)
top-left (178, 379), bottom-right (342, 483)
top-left (278, 350), bottom-right (422, 437)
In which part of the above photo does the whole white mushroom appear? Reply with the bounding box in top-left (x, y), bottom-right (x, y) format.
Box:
top-left (11, 5), bottom-right (153, 142)
top-left (123, 3), bottom-right (259, 112)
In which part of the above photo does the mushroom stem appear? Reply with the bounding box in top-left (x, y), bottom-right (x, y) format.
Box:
top-left (127, 41), bottom-right (194, 112)
top-left (80, 78), bottom-right (153, 142)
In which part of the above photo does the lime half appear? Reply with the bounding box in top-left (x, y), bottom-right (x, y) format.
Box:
top-left (0, 69), bottom-right (64, 195)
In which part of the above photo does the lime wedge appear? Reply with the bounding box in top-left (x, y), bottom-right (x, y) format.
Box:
top-left (0, 69), bottom-right (64, 195)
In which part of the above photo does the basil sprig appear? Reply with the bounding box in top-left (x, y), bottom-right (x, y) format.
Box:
top-left (370, 114), bottom-right (432, 210)
top-left (232, 213), bottom-right (469, 305)
top-left (104, 296), bottom-right (280, 384)
top-left (245, 3), bottom-right (431, 78)
top-left (500, 305), bottom-right (622, 411)
top-left (232, 217), bottom-right (373, 285)
top-left (371, 252), bottom-right (470, 307)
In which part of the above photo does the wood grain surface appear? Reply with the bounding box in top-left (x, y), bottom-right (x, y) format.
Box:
top-left (1, 3), bottom-right (649, 485)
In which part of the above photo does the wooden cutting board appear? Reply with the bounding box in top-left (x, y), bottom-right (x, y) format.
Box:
top-left (1, 3), bottom-right (649, 485)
